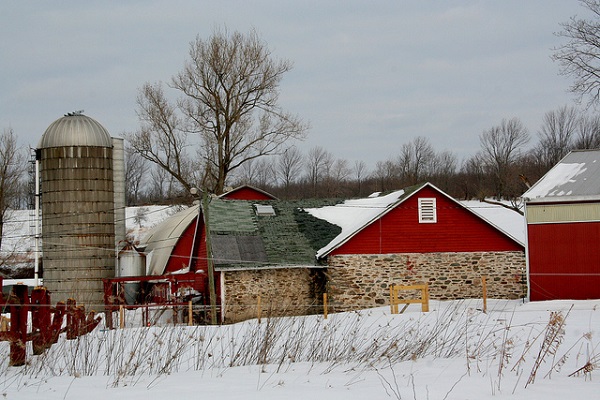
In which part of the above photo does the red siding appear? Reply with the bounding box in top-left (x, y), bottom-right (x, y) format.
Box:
top-left (528, 221), bottom-right (600, 301)
top-left (332, 186), bottom-right (522, 256)
top-left (221, 187), bottom-right (276, 200)
top-left (164, 216), bottom-right (220, 301)
top-left (164, 216), bottom-right (208, 274)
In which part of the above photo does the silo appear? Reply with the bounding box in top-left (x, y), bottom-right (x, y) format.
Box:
top-left (38, 112), bottom-right (116, 310)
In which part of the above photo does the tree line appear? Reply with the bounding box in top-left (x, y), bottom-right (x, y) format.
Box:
top-left (123, 105), bottom-right (600, 205)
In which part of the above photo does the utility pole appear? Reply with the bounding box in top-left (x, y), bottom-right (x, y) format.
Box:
top-left (202, 190), bottom-right (218, 325)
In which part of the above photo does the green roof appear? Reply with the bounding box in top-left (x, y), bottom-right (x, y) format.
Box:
top-left (204, 198), bottom-right (340, 270)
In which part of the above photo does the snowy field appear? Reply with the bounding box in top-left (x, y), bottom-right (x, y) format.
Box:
top-left (1, 299), bottom-right (599, 399)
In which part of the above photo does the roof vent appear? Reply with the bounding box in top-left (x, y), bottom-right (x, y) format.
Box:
top-left (254, 204), bottom-right (276, 217)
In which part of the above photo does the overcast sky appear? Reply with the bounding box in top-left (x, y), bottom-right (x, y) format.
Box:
top-left (0, 1), bottom-right (591, 169)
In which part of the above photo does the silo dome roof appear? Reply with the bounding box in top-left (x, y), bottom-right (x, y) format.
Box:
top-left (38, 113), bottom-right (112, 149)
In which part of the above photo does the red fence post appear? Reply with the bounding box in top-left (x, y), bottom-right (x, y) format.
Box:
top-left (9, 284), bottom-right (29, 366)
top-left (50, 301), bottom-right (66, 344)
top-left (31, 287), bottom-right (51, 355)
top-left (66, 299), bottom-right (77, 340)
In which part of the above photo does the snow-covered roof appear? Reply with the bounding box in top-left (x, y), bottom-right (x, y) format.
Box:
top-left (523, 149), bottom-right (600, 203)
top-left (459, 200), bottom-right (525, 245)
top-left (306, 183), bottom-right (526, 258)
top-left (139, 205), bottom-right (199, 276)
top-left (305, 189), bottom-right (406, 258)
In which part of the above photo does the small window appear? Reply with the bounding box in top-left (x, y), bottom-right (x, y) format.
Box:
top-left (418, 198), bottom-right (437, 223)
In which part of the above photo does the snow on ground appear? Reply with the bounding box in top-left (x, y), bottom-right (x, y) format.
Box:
top-left (1, 299), bottom-right (599, 399)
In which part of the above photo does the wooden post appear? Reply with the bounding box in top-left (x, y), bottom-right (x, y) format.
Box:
top-left (119, 305), bottom-right (125, 329)
top-left (31, 287), bottom-right (51, 355)
top-left (389, 284), bottom-right (429, 314)
top-left (422, 284), bottom-right (430, 312)
top-left (0, 316), bottom-right (9, 332)
top-left (9, 284), bottom-right (29, 366)
top-left (202, 190), bottom-right (218, 325)
top-left (482, 276), bottom-right (488, 314)
top-left (188, 300), bottom-right (193, 326)
top-left (389, 284), bottom-right (397, 314)
top-left (323, 293), bottom-right (328, 319)
top-left (65, 299), bottom-right (78, 340)
top-left (257, 295), bottom-right (262, 323)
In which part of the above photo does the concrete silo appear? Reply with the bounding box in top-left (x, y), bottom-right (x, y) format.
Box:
top-left (38, 112), bottom-right (123, 309)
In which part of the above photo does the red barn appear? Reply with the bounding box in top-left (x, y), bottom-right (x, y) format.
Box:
top-left (523, 149), bottom-right (600, 301)
top-left (307, 182), bottom-right (526, 308)
top-left (107, 182), bottom-right (527, 322)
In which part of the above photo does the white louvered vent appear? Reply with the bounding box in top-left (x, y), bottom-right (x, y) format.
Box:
top-left (418, 198), bottom-right (437, 223)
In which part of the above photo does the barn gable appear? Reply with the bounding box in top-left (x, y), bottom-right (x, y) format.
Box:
top-left (307, 182), bottom-right (524, 259)
top-left (219, 185), bottom-right (278, 201)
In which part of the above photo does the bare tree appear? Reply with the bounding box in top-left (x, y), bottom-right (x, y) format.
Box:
top-left (277, 146), bottom-right (304, 194)
top-left (235, 157), bottom-right (276, 188)
top-left (535, 105), bottom-right (578, 168)
top-left (124, 143), bottom-right (149, 205)
top-left (127, 28), bottom-right (307, 195)
top-left (172, 27), bottom-right (307, 194)
top-left (552, 0), bottom-right (600, 107)
top-left (429, 150), bottom-right (457, 192)
top-left (353, 160), bottom-right (368, 196)
top-left (326, 158), bottom-right (351, 196)
top-left (372, 159), bottom-right (398, 192)
top-left (0, 128), bottom-right (26, 255)
top-left (305, 146), bottom-right (333, 196)
top-left (397, 136), bottom-right (436, 185)
top-left (479, 118), bottom-right (530, 199)
top-left (126, 83), bottom-right (198, 194)
top-left (574, 113), bottom-right (600, 148)
top-left (459, 154), bottom-right (487, 199)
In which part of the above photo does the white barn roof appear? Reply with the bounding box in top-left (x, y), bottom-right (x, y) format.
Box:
top-left (140, 205), bottom-right (199, 276)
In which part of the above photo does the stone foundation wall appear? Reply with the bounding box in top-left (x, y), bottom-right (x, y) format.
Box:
top-left (222, 268), bottom-right (323, 324)
top-left (326, 251), bottom-right (526, 311)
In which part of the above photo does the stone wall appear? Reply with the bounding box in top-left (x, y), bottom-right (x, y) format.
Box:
top-left (222, 267), bottom-right (324, 323)
top-left (326, 251), bottom-right (526, 311)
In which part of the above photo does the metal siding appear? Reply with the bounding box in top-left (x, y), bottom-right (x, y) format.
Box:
top-left (41, 144), bottom-right (115, 309)
top-left (527, 203), bottom-right (600, 224)
top-left (112, 137), bottom-right (126, 248)
top-left (527, 221), bottom-right (600, 300)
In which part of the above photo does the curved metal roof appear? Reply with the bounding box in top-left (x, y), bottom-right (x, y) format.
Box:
top-left (140, 205), bottom-right (200, 276)
top-left (38, 113), bottom-right (112, 149)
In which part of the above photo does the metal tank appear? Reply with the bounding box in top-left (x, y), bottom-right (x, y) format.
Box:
top-left (38, 112), bottom-right (116, 310)
top-left (117, 244), bottom-right (145, 304)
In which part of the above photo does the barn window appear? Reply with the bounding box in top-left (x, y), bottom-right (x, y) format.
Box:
top-left (418, 198), bottom-right (437, 223)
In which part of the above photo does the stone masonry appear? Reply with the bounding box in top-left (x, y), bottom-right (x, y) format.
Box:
top-left (222, 267), bottom-right (322, 323)
top-left (326, 251), bottom-right (526, 311)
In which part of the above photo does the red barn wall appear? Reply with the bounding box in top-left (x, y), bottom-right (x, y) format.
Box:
top-left (163, 217), bottom-right (220, 301)
top-left (528, 221), bottom-right (600, 301)
top-left (331, 186), bottom-right (522, 256)
top-left (164, 220), bottom-right (198, 273)
top-left (221, 187), bottom-right (275, 201)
